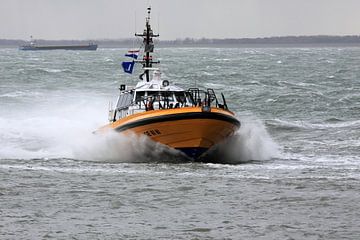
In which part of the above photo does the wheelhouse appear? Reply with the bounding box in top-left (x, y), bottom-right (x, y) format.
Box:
top-left (109, 83), bottom-right (229, 122)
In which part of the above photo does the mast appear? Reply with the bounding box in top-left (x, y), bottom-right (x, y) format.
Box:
top-left (135, 6), bottom-right (159, 82)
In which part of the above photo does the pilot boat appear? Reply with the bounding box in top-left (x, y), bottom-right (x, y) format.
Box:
top-left (98, 7), bottom-right (240, 160)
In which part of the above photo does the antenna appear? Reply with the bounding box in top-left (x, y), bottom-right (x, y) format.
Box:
top-left (147, 6), bottom-right (151, 21)
top-left (134, 11), bottom-right (137, 35)
top-left (157, 11), bottom-right (161, 68)
top-left (157, 11), bottom-right (160, 35)
top-left (133, 11), bottom-right (137, 50)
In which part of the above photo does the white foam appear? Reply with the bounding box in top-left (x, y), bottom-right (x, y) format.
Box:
top-left (42, 68), bottom-right (64, 73)
top-left (208, 117), bottom-right (281, 163)
top-left (0, 94), bottom-right (107, 160)
top-left (269, 118), bottom-right (360, 130)
top-left (0, 91), bottom-right (186, 163)
top-left (73, 131), bottom-right (183, 163)
top-left (0, 90), bottom-right (42, 98)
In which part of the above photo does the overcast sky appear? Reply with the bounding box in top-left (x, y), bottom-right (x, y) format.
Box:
top-left (1, 0), bottom-right (360, 40)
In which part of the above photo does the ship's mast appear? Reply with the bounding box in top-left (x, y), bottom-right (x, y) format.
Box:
top-left (135, 7), bottom-right (159, 82)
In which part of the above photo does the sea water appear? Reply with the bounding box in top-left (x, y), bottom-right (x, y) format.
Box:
top-left (0, 47), bottom-right (359, 239)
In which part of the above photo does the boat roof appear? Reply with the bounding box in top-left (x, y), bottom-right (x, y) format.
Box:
top-left (134, 70), bottom-right (184, 92)
top-left (134, 79), bottom-right (184, 92)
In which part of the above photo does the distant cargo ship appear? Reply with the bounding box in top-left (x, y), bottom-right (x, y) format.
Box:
top-left (19, 37), bottom-right (97, 51)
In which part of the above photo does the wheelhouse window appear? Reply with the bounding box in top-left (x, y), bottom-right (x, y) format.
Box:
top-left (116, 92), bottom-right (133, 109)
top-left (135, 91), bottom-right (145, 103)
top-left (175, 92), bottom-right (186, 103)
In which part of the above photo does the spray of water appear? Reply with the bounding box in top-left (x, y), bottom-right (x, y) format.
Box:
top-left (0, 93), bottom-right (279, 164)
top-left (0, 94), bottom-right (183, 163)
top-left (204, 117), bottom-right (281, 164)
top-left (73, 130), bottom-right (186, 163)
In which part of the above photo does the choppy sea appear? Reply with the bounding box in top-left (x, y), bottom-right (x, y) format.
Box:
top-left (0, 47), bottom-right (359, 239)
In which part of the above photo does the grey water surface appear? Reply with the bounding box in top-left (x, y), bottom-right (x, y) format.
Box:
top-left (0, 47), bottom-right (359, 239)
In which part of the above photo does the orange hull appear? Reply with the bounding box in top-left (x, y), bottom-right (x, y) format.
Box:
top-left (100, 107), bottom-right (240, 159)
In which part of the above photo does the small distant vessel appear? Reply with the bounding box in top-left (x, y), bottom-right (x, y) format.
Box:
top-left (98, 7), bottom-right (240, 160)
top-left (19, 36), bottom-right (97, 51)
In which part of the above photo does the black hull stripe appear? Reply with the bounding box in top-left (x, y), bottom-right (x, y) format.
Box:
top-left (114, 112), bottom-right (241, 132)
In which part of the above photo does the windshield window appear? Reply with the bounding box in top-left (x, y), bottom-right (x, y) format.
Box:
top-left (135, 91), bottom-right (145, 103)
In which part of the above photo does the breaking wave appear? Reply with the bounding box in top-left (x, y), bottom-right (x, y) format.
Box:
top-left (266, 118), bottom-right (360, 131)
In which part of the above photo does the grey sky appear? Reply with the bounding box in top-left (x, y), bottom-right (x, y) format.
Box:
top-left (1, 0), bottom-right (360, 40)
